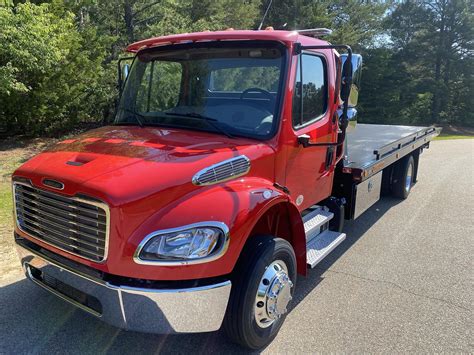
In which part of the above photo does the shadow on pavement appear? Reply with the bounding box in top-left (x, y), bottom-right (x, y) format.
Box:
top-left (0, 197), bottom-right (402, 354)
top-left (290, 196), bottom-right (403, 311)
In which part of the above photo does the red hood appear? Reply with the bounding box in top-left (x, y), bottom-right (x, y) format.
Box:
top-left (14, 126), bottom-right (275, 206)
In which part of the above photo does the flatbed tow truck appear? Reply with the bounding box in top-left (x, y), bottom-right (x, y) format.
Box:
top-left (12, 28), bottom-right (440, 349)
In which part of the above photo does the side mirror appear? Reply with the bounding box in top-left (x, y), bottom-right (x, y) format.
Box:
top-left (123, 64), bottom-right (130, 80)
top-left (340, 77), bottom-right (352, 103)
top-left (117, 57), bottom-right (134, 94)
top-left (339, 54), bottom-right (353, 104)
top-left (341, 54), bottom-right (362, 107)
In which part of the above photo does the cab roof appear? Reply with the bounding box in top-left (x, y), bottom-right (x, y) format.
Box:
top-left (126, 29), bottom-right (329, 53)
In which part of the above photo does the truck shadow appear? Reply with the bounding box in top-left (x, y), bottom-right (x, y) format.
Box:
top-left (288, 196), bottom-right (403, 313)
top-left (0, 196), bottom-right (402, 354)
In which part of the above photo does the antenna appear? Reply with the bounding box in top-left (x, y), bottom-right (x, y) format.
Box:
top-left (257, 0), bottom-right (273, 30)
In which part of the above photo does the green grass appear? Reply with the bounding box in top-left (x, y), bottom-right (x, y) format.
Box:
top-left (0, 153), bottom-right (26, 251)
top-left (0, 160), bottom-right (20, 234)
top-left (0, 140), bottom-right (53, 281)
top-left (0, 184), bottom-right (13, 216)
top-left (434, 134), bottom-right (473, 140)
top-left (0, 154), bottom-right (23, 281)
top-left (0, 184), bottom-right (14, 254)
top-left (0, 185), bottom-right (13, 226)
top-left (0, 154), bottom-right (25, 217)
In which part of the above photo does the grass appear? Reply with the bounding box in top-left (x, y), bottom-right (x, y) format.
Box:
top-left (434, 134), bottom-right (473, 140)
top-left (434, 125), bottom-right (474, 140)
top-left (0, 148), bottom-right (26, 238)
top-left (0, 153), bottom-right (24, 281)
top-left (0, 184), bottom-right (13, 229)
top-left (0, 138), bottom-right (56, 281)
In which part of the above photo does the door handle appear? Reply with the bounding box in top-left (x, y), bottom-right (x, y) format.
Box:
top-left (325, 146), bottom-right (335, 170)
top-left (298, 134), bottom-right (340, 148)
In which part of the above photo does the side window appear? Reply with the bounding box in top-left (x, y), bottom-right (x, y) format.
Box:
top-left (292, 54), bottom-right (327, 128)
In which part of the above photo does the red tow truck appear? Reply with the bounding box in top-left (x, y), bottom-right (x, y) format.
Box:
top-left (13, 29), bottom-right (439, 349)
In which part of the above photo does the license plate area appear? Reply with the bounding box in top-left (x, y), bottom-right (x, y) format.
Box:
top-left (25, 263), bottom-right (103, 317)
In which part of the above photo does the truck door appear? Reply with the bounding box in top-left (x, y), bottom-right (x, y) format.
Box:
top-left (284, 52), bottom-right (336, 210)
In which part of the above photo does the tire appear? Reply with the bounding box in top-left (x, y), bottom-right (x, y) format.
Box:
top-left (392, 155), bottom-right (415, 199)
top-left (223, 236), bottom-right (297, 350)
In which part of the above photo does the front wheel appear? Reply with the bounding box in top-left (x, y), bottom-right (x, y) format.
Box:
top-left (223, 236), bottom-right (297, 350)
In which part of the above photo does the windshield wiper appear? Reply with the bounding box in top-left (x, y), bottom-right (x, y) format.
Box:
top-left (164, 112), bottom-right (235, 138)
top-left (116, 107), bottom-right (145, 127)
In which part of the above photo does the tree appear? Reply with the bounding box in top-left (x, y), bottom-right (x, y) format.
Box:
top-left (1, 0), bottom-right (472, 136)
top-left (263, 0), bottom-right (387, 49)
top-left (360, 0), bottom-right (474, 126)
top-left (0, 2), bottom-right (109, 134)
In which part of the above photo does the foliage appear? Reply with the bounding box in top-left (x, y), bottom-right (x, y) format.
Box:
top-left (0, 0), bottom-right (472, 137)
top-left (0, 2), bottom-right (109, 135)
top-left (263, 0), bottom-right (387, 49)
top-left (359, 0), bottom-right (474, 126)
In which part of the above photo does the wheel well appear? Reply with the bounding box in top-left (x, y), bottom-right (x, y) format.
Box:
top-left (249, 203), bottom-right (292, 242)
top-left (244, 202), bottom-right (307, 275)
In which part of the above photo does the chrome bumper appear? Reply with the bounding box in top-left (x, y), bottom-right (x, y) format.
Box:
top-left (16, 243), bottom-right (231, 333)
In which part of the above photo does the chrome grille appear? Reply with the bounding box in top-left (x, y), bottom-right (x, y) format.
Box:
top-left (14, 182), bottom-right (109, 262)
top-left (192, 156), bottom-right (251, 186)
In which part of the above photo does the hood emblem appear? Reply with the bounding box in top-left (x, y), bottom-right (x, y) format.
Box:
top-left (192, 155), bottom-right (251, 186)
top-left (42, 179), bottom-right (64, 190)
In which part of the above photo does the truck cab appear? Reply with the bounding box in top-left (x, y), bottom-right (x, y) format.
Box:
top-left (13, 29), bottom-right (439, 350)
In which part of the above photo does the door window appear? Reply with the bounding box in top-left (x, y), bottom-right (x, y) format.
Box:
top-left (292, 54), bottom-right (327, 128)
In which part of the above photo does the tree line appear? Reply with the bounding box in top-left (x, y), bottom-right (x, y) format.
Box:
top-left (0, 0), bottom-right (472, 136)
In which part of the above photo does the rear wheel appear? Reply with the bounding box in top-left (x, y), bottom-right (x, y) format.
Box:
top-left (392, 155), bottom-right (415, 199)
top-left (223, 236), bottom-right (296, 350)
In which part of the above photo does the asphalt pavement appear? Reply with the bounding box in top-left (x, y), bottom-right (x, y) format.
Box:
top-left (0, 139), bottom-right (472, 354)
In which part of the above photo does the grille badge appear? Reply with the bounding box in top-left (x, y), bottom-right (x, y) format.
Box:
top-left (43, 179), bottom-right (64, 190)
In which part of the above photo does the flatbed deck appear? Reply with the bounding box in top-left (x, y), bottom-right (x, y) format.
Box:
top-left (343, 123), bottom-right (440, 181)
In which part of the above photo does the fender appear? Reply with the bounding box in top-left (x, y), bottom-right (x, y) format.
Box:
top-left (242, 189), bottom-right (307, 275)
top-left (125, 177), bottom-right (306, 280)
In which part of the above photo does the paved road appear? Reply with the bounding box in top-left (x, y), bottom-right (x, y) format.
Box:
top-left (1, 139), bottom-right (473, 354)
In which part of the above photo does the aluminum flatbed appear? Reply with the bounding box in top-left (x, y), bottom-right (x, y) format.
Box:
top-left (342, 123), bottom-right (440, 182)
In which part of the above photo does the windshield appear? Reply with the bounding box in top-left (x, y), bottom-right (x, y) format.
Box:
top-left (115, 41), bottom-right (286, 139)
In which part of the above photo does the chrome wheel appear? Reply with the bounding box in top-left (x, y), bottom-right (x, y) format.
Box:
top-left (254, 260), bottom-right (293, 328)
top-left (405, 163), bottom-right (413, 193)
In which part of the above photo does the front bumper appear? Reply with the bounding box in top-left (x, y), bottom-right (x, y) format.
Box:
top-left (16, 242), bottom-right (231, 333)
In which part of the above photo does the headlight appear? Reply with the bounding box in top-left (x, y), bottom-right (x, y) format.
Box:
top-left (134, 222), bottom-right (229, 264)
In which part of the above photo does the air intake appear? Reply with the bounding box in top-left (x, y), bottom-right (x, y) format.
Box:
top-left (192, 156), bottom-right (250, 186)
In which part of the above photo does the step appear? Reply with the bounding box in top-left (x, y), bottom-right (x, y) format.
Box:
top-left (306, 230), bottom-right (346, 268)
top-left (303, 207), bottom-right (334, 242)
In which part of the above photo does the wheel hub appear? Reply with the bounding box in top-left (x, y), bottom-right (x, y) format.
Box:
top-left (255, 260), bottom-right (293, 328)
top-left (405, 163), bottom-right (413, 192)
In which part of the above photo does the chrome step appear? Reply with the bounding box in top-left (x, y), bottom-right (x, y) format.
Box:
top-left (306, 230), bottom-right (346, 268)
top-left (303, 207), bottom-right (333, 242)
